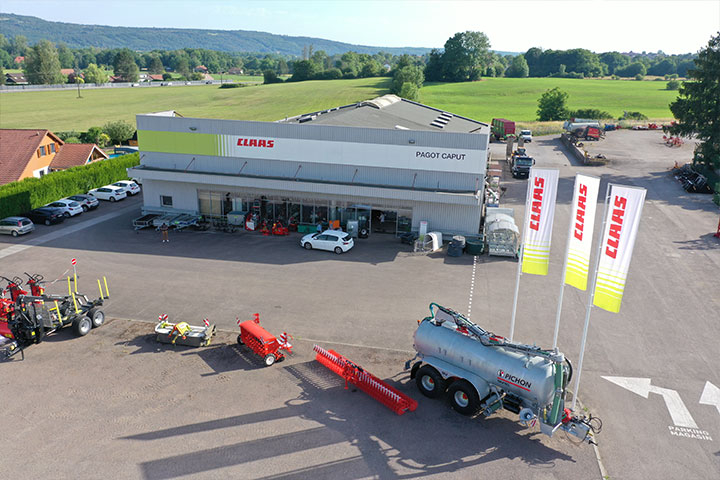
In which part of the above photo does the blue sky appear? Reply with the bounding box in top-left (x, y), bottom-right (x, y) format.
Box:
top-left (2, 0), bottom-right (718, 54)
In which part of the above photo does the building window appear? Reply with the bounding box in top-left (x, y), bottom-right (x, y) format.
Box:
top-left (38, 146), bottom-right (46, 156)
top-left (49, 143), bottom-right (56, 154)
top-left (161, 195), bottom-right (173, 207)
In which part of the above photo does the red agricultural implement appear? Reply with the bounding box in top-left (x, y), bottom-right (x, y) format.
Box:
top-left (237, 314), bottom-right (292, 366)
top-left (313, 344), bottom-right (418, 416)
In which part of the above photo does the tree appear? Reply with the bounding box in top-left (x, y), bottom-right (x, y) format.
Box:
top-left (398, 82), bottom-right (419, 101)
top-left (23, 40), bottom-right (64, 84)
top-left (537, 87), bottom-right (569, 121)
top-left (360, 60), bottom-right (381, 78)
top-left (615, 61), bottom-right (646, 77)
top-left (56, 42), bottom-right (75, 68)
top-left (440, 31), bottom-right (491, 82)
top-left (148, 57), bottom-right (164, 74)
top-left (113, 49), bottom-right (139, 82)
top-left (288, 59), bottom-right (319, 81)
top-left (10, 35), bottom-right (28, 56)
top-left (391, 65), bottom-right (424, 95)
top-left (668, 33), bottom-right (720, 172)
top-left (505, 54), bottom-right (529, 78)
top-left (84, 63), bottom-right (107, 84)
top-left (423, 49), bottom-right (444, 81)
top-left (103, 120), bottom-right (135, 145)
top-left (666, 79), bottom-right (680, 90)
top-left (263, 69), bottom-right (282, 84)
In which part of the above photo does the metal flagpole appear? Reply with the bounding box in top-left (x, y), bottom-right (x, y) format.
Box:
top-left (552, 175), bottom-right (579, 349)
top-left (509, 171), bottom-right (534, 342)
top-left (571, 182), bottom-right (611, 410)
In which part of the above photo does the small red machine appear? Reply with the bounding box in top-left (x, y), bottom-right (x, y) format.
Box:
top-left (313, 344), bottom-right (418, 416)
top-left (237, 314), bottom-right (292, 366)
top-left (272, 221), bottom-right (289, 236)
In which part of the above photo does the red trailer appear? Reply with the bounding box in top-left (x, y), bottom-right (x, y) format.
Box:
top-left (491, 118), bottom-right (516, 141)
top-left (237, 314), bottom-right (292, 366)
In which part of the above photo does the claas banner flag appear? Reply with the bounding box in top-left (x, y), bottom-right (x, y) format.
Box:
top-left (593, 184), bottom-right (646, 313)
top-left (564, 174), bottom-right (601, 290)
top-left (521, 168), bottom-right (559, 276)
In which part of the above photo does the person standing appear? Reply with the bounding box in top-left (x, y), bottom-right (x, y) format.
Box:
top-left (160, 223), bottom-right (169, 243)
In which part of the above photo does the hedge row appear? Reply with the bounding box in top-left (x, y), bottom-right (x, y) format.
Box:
top-left (0, 153), bottom-right (140, 219)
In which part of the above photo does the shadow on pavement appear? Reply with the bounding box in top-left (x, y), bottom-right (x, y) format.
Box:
top-left (128, 361), bottom-right (575, 479)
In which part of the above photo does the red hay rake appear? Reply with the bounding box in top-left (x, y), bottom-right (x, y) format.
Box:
top-left (313, 345), bottom-right (418, 416)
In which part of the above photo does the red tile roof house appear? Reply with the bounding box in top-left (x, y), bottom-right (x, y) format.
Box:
top-left (49, 144), bottom-right (109, 172)
top-left (13, 56), bottom-right (24, 64)
top-left (0, 129), bottom-right (63, 185)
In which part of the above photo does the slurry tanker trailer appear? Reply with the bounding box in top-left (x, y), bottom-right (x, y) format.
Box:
top-left (406, 303), bottom-right (600, 444)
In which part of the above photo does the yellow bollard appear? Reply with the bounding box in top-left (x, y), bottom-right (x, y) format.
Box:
top-left (103, 276), bottom-right (109, 298)
top-left (52, 300), bottom-right (64, 325)
top-left (97, 279), bottom-right (103, 299)
top-left (67, 276), bottom-right (72, 296)
top-left (74, 272), bottom-right (78, 293)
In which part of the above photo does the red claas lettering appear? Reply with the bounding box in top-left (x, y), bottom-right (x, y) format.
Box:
top-left (605, 195), bottom-right (627, 258)
top-left (529, 177), bottom-right (545, 231)
top-left (574, 184), bottom-right (588, 240)
top-left (237, 138), bottom-right (275, 148)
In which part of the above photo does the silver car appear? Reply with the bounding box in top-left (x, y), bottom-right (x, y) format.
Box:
top-left (0, 216), bottom-right (35, 237)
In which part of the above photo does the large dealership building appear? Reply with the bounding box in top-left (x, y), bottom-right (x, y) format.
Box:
top-left (128, 95), bottom-right (490, 236)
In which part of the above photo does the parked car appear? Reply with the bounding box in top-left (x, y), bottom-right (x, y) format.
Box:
top-left (66, 194), bottom-right (99, 212)
top-left (23, 207), bottom-right (65, 226)
top-left (300, 230), bottom-right (354, 254)
top-left (45, 199), bottom-right (83, 218)
top-left (520, 129), bottom-right (533, 143)
top-left (88, 186), bottom-right (128, 202)
top-left (0, 216), bottom-right (34, 237)
top-left (112, 180), bottom-right (141, 196)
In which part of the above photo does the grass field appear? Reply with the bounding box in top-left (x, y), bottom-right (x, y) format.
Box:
top-left (0, 76), bottom-right (678, 132)
top-left (420, 77), bottom-right (678, 122)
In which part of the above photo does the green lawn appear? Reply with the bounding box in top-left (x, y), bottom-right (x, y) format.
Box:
top-left (419, 77), bottom-right (678, 122)
top-left (0, 77), bottom-right (391, 131)
top-left (0, 76), bottom-right (678, 132)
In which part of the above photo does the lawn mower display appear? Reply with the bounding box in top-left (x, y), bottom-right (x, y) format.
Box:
top-left (236, 313), bottom-right (292, 366)
top-left (154, 314), bottom-right (216, 347)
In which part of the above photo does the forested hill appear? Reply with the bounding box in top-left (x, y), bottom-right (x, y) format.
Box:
top-left (0, 13), bottom-right (432, 56)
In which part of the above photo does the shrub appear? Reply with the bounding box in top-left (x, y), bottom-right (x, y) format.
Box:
top-left (611, 74), bottom-right (620, 80)
top-left (399, 82), bottom-right (419, 100)
top-left (103, 120), bottom-right (135, 145)
top-left (63, 136), bottom-right (82, 144)
top-left (620, 111), bottom-right (648, 120)
top-left (56, 131), bottom-right (82, 141)
top-left (0, 153), bottom-right (140, 218)
top-left (634, 73), bottom-right (644, 81)
top-left (666, 79), bottom-right (680, 90)
top-left (219, 83), bottom-right (242, 88)
top-left (570, 108), bottom-right (613, 119)
top-left (162, 73), bottom-right (172, 81)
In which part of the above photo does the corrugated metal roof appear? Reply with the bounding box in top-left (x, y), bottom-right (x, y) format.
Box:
top-left (278, 95), bottom-right (489, 134)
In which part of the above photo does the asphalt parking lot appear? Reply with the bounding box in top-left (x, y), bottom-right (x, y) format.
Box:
top-left (2, 129), bottom-right (719, 479)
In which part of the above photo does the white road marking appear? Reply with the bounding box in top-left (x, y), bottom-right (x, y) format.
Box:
top-left (0, 203), bottom-right (137, 260)
top-left (467, 255), bottom-right (477, 318)
top-left (699, 381), bottom-right (720, 416)
top-left (603, 376), bottom-right (698, 428)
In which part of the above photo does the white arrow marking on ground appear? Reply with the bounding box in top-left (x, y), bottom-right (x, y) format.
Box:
top-left (699, 381), bottom-right (720, 416)
top-left (602, 376), bottom-right (698, 429)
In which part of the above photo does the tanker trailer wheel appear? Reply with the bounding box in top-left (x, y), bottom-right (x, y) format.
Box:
top-left (263, 354), bottom-right (276, 367)
top-left (448, 380), bottom-right (481, 416)
top-left (415, 365), bottom-right (447, 399)
top-left (72, 316), bottom-right (93, 337)
top-left (88, 308), bottom-right (105, 328)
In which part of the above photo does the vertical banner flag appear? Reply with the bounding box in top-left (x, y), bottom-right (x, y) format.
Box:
top-left (564, 174), bottom-right (601, 290)
top-left (521, 168), bottom-right (559, 276)
top-left (593, 185), bottom-right (646, 313)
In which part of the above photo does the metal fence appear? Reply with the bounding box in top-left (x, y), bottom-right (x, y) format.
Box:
top-left (0, 80), bottom-right (239, 93)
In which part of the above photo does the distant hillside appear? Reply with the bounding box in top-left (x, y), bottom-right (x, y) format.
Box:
top-left (0, 13), bottom-right (433, 56)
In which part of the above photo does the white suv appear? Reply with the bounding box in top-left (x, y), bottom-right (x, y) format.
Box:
top-left (300, 230), bottom-right (354, 254)
top-left (520, 129), bottom-right (533, 143)
top-left (88, 186), bottom-right (128, 202)
top-left (112, 180), bottom-right (141, 196)
top-left (45, 199), bottom-right (84, 217)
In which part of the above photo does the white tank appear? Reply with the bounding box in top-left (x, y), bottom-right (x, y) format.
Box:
top-left (414, 320), bottom-right (557, 407)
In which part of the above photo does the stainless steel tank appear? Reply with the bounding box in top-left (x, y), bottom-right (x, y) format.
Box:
top-left (414, 320), bottom-right (556, 407)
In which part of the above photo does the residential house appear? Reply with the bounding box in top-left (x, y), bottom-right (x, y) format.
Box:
top-left (13, 56), bottom-right (24, 64)
top-left (194, 65), bottom-right (208, 73)
top-left (49, 144), bottom-right (109, 172)
top-left (227, 67), bottom-right (244, 75)
top-left (0, 129), bottom-right (64, 185)
top-left (61, 69), bottom-right (84, 83)
top-left (149, 74), bottom-right (164, 82)
top-left (5, 73), bottom-right (28, 85)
